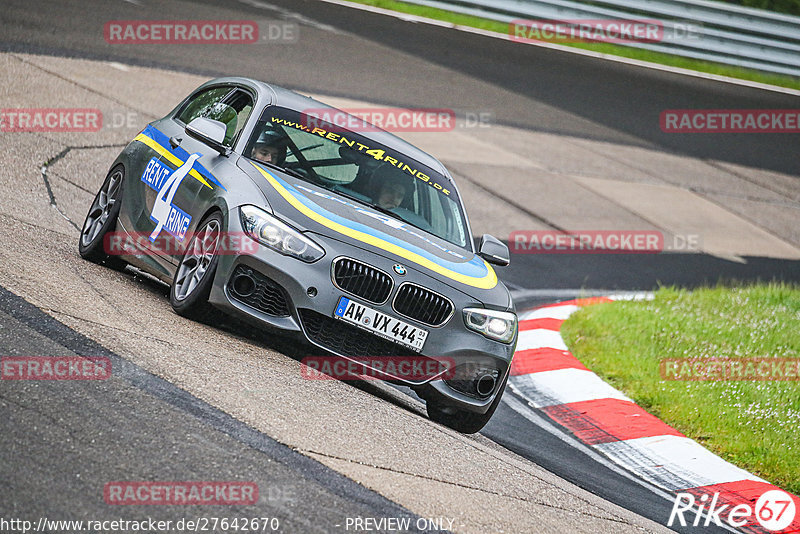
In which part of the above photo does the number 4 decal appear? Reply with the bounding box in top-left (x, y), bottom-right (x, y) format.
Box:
top-left (149, 153), bottom-right (201, 241)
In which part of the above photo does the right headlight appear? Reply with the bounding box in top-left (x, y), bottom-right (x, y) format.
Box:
top-left (240, 205), bottom-right (325, 263)
top-left (463, 308), bottom-right (517, 344)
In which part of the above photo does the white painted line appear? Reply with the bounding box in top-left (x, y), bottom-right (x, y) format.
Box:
top-left (510, 368), bottom-right (632, 408)
top-left (595, 435), bottom-right (766, 492)
top-left (107, 62), bottom-right (131, 72)
top-left (607, 292), bottom-right (654, 301)
top-left (316, 0), bottom-right (800, 96)
top-left (518, 304), bottom-right (579, 321)
top-left (240, 0), bottom-right (346, 34)
top-left (516, 328), bottom-right (568, 351)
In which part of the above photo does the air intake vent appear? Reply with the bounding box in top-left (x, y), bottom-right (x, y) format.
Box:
top-left (332, 258), bottom-right (393, 304)
top-left (228, 265), bottom-right (290, 317)
top-left (392, 283), bottom-right (454, 327)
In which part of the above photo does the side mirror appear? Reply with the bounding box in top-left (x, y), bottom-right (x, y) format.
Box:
top-left (478, 234), bottom-right (510, 266)
top-left (185, 117), bottom-right (230, 156)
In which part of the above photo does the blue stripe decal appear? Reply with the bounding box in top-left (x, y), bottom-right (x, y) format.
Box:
top-left (267, 170), bottom-right (489, 278)
top-left (142, 125), bottom-right (226, 191)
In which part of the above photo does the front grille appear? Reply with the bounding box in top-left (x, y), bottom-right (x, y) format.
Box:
top-left (228, 265), bottom-right (290, 317)
top-left (299, 309), bottom-right (421, 358)
top-left (392, 283), bottom-right (454, 327)
top-left (332, 258), bottom-right (393, 304)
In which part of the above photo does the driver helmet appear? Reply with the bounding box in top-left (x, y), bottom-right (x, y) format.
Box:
top-left (253, 129), bottom-right (288, 166)
top-left (372, 163), bottom-right (414, 210)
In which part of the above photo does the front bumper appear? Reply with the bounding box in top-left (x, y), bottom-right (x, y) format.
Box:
top-left (208, 209), bottom-right (516, 414)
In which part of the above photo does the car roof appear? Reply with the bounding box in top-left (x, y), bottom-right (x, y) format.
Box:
top-left (204, 76), bottom-right (450, 177)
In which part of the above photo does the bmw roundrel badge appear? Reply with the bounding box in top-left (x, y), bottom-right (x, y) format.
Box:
top-left (393, 264), bottom-right (407, 275)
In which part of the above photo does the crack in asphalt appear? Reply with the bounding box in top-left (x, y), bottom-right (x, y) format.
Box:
top-left (40, 147), bottom-right (79, 231)
top-left (45, 307), bottom-right (289, 376)
top-left (49, 171), bottom-right (95, 195)
top-left (39, 144), bottom-right (127, 233)
top-left (0, 391), bottom-right (85, 445)
top-left (47, 308), bottom-right (188, 350)
top-left (300, 448), bottom-right (640, 526)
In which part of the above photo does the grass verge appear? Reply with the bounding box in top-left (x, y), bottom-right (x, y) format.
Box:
top-left (560, 284), bottom-right (800, 494)
top-left (345, 0), bottom-right (800, 91)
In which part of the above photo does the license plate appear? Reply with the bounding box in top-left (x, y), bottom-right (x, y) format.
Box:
top-left (333, 296), bottom-right (428, 352)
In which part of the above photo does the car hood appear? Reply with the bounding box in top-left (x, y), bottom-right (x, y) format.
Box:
top-left (238, 158), bottom-right (509, 304)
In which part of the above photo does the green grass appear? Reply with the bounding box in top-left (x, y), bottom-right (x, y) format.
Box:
top-left (347, 0), bottom-right (800, 90)
top-left (560, 284), bottom-right (800, 494)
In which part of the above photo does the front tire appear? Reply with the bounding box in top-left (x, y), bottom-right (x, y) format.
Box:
top-left (426, 374), bottom-right (509, 434)
top-left (78, 165), bottom-right (126, 270)
top-left (170, 212), bottom-right (223, 321)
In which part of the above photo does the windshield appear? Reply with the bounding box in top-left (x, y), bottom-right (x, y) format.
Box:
top-left (245, 106), bottom-right (469, 249)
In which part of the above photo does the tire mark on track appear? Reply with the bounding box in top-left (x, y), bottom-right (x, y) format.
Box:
top-left (10, 53), bottom-right (160, 120)
top-left (448, 168), bottom-right (566, 232)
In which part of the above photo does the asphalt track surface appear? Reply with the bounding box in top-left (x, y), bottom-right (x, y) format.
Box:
top-left (2, 0), bottom-right (798, 292)
top-left (0, 0), bottom-right (797, 533)
top-left (0, 286), bottom-right (426, 533)
top-left (1, 0), bottom-right (799, 177)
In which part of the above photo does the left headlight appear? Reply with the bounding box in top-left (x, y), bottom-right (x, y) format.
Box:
top-left (463, 308), bottom-right (517, 344)
top-left (240, 205), bottom-right (325, 263)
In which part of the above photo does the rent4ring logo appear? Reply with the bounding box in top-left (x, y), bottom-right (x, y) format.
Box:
top-left (668, 489), bottom-right (797, 531)
top-left (141, 156), bottom-right (194, 241)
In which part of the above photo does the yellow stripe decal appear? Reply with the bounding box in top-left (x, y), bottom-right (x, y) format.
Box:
top-left (134, 133), bottom-right (212, 189)
top-left (251, 162), bottom-right (498, 290)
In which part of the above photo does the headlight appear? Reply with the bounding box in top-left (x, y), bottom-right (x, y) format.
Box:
top-left (240, 205), bottom-right (325, 262)
top-left (463, 308), bottom-right (517, 343)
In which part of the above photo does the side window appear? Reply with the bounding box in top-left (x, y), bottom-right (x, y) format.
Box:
top-left (176, 87), bottom-right (254, 147)
top-left (177, 87), bottom-right (231, 125)
top-left (224, 90), bottom-right (254, 145)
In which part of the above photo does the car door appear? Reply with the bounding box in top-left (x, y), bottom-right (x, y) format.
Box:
top-left (134, 85), bottom-right (254, 269)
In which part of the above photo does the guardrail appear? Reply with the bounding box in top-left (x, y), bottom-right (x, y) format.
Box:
top-left (402, 0), bottom-right (800, 77)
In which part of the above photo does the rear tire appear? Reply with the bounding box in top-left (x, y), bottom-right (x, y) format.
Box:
top-left (426, 373), bottom-right (509, 434)
top-left (170, 212), bottom-right (223, 322)
top-left (78, 165), bottom-right (126, 270)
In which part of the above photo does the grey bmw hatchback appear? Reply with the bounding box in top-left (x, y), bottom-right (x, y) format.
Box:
top-left (78, 77), bottom-right (517, 433)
